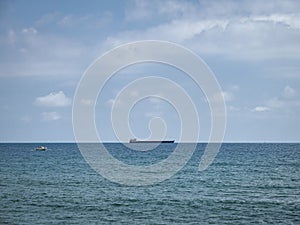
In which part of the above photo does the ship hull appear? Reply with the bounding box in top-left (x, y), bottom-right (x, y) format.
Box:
top-left (129, 140), bottom-right (174, 143)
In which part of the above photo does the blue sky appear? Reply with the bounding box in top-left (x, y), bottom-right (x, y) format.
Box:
top-left (0, 0), bottom-right (300, 142)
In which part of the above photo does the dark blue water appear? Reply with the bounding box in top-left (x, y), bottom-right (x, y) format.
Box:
top-left (0, 143), bottom-right (299, 224)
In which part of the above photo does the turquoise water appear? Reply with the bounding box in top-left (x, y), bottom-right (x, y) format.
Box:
top-left (0, 143), bottom-right (299, 224)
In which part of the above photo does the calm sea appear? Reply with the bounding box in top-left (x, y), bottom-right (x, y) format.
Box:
top-left (0, 143), bottom-right (299, 224)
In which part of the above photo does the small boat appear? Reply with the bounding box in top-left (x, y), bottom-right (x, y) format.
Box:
top-left (35, 146), bottom-right (47, 151)
top-left (129, 138), bottom-right (174, 143)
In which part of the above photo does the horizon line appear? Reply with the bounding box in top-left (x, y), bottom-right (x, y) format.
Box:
top-left (0, 141), bottom-right (299, 144)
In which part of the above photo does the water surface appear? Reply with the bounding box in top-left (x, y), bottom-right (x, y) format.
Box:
top-left (0, 143), bottom-right (299, 224)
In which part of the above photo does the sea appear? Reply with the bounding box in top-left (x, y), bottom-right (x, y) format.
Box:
top-left (0, 143), bottom-right (299, 224)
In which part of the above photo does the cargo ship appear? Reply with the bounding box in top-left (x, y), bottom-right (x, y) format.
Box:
top-left (129, 138), bottom-right (174, 143)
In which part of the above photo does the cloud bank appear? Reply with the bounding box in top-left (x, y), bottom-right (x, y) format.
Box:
top-left (35, 91), bottom-right (71, 107)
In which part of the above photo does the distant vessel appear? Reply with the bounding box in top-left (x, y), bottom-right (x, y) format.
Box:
top-left (35, 146), bottom-right (47, 151)
top-left (129, 138), bottom-right (174, 143)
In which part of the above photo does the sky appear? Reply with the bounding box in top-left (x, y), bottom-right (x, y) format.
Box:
top-left (0, 0), bottom-right (300, 142)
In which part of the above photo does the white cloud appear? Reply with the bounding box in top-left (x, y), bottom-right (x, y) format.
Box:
top-left (267, 97), bottom-right (284, 108)
top-left (106, 98), bottom-right (115, 107)
top-left (41, 111), bottom-right (60, 121)
top-left (35, 12), bottom-right (61, 26)
top-left (145, 111), bottom-right (163, 118)
top-left (106, 98), bottom-right (123, 108)
top-left (149, 97), bottom-right (163, 104)
top-left (106, 1), bottom-right (300, 61)
top-left (222, 91), bottom-right (234, 102)
top-left (80, 98), bottom-right (93, 105)
top-left (209, 91), bottom-right (233, 103)
top-left (35, 11), bottom-right (113, 29)
top-left (125, 0), bottom-right (152, 22)
top-left (253, 14), bottom-right (300, 29)
top-left (58, 15), bottom-right (73, 26)
top-left (106, 19), bottom-right (228, 46)
top-left (125, 0), bottom-right (196, 22)
top-left (158, 0), bottom-right (195, 17)
top-left (2, 0), bottom-right (300, 79)
top-left (266, 86), bottom-right (299, 110)
top-left (249, 86), bottom-right (297, 113)
top-left (22, 27), bottom-right (38, 35)
top-left (267, 97), bottom-right (300, 109)
top-left (35, 91), bottom-right (71, 107)
top-left (252, 106), bottom-right (270, 112)
top-left (282, 85), bottom-right (296, 98)
top-left (0, 24), bottom-right (90, 77)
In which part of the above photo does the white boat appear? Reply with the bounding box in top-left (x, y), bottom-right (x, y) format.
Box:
top-left (35, 146), bottom-right (47, 151)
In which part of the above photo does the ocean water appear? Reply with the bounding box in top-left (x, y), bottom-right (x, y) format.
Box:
top-left (0, 143), bottom-right (299, 224)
